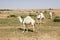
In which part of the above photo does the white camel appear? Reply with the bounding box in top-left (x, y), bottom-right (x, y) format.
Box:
top-left (49, 11), bottom-right (53, 19)
top-left (17, 16), bottom-right (35, 32)
top-left (37, 12), bottom-right (45, 24)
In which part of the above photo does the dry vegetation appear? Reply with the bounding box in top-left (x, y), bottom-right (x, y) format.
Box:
top-left (0, 9), bottom-right (60, 40)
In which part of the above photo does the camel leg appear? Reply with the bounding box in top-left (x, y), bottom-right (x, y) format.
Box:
top-left (42, 18), bottom-right (44, 24)
top-left (33, 25), bottom-right (35, 32)
top-left (49, 15), bottom-right (52, 19)
top-left (51, 16), bottom-right (52, 19)
top-left (37, 19), bottom-right (40, 27)
top-left (26, 28), bottom-right (28, 32)
top-left (23, 24), bottom-right (26, 32)
top-left (26, 24), bottom-right (28, 32)
top-left (40, 18), bottom-right (42, 24)
top-left (37, 18), bottom-right (40, 24)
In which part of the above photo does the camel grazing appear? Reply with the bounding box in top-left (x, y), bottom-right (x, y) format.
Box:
top-left (17, 16), bottom-right (35, 32)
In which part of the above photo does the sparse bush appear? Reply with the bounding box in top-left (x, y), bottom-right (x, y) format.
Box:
top-left (29, 13), bottom-right (36, 17)
top-left (49, 8), bottom-right (53, 10)
top-left (7, 14), bottom-right (17, 18)
top-left (44, 10), bottom-right (48, 13)
top-left (0, 9), bottom-right (12, 11)
top-left (36, 11), bottom-right (38, 13)
top-left (21, 15), bottom-right (26, 18)
top-left (53, 16), bottom-right (60, 22)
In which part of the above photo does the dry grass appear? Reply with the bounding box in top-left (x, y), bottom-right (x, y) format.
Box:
top-left (0, 26), bottom-right (60, 40)
top-left (0, 9), bottom-right (60, 40)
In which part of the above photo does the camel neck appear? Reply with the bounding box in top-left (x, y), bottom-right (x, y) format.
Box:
top-left (18, 17), bottom-right (23, 23)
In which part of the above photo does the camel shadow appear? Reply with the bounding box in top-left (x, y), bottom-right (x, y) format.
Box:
top-left (18, 28), bottom-right (33, 32)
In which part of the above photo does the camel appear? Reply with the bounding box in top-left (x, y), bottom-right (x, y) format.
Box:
top-left (37, 12), bottom-right (45, 24)
top-left (49, 11), bottom-right (53, 19)
top-left (17, 16), bottom-right (35, 32)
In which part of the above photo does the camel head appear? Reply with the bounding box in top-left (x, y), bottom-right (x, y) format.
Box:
top-left (17, 16), bottom-right (23, 23)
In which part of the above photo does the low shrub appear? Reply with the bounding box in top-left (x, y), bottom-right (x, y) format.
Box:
top-left (7, 14), bottom-right (17, 18)
top-left (21, 15), bottom-right (26, 18)
top-left (53, 16), bottom-right (60, 22)
top-left (29, 13), bottom-right (37, 17)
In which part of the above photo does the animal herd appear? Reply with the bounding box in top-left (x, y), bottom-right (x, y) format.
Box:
top-left (17, 11), bottom-right (53, 32)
